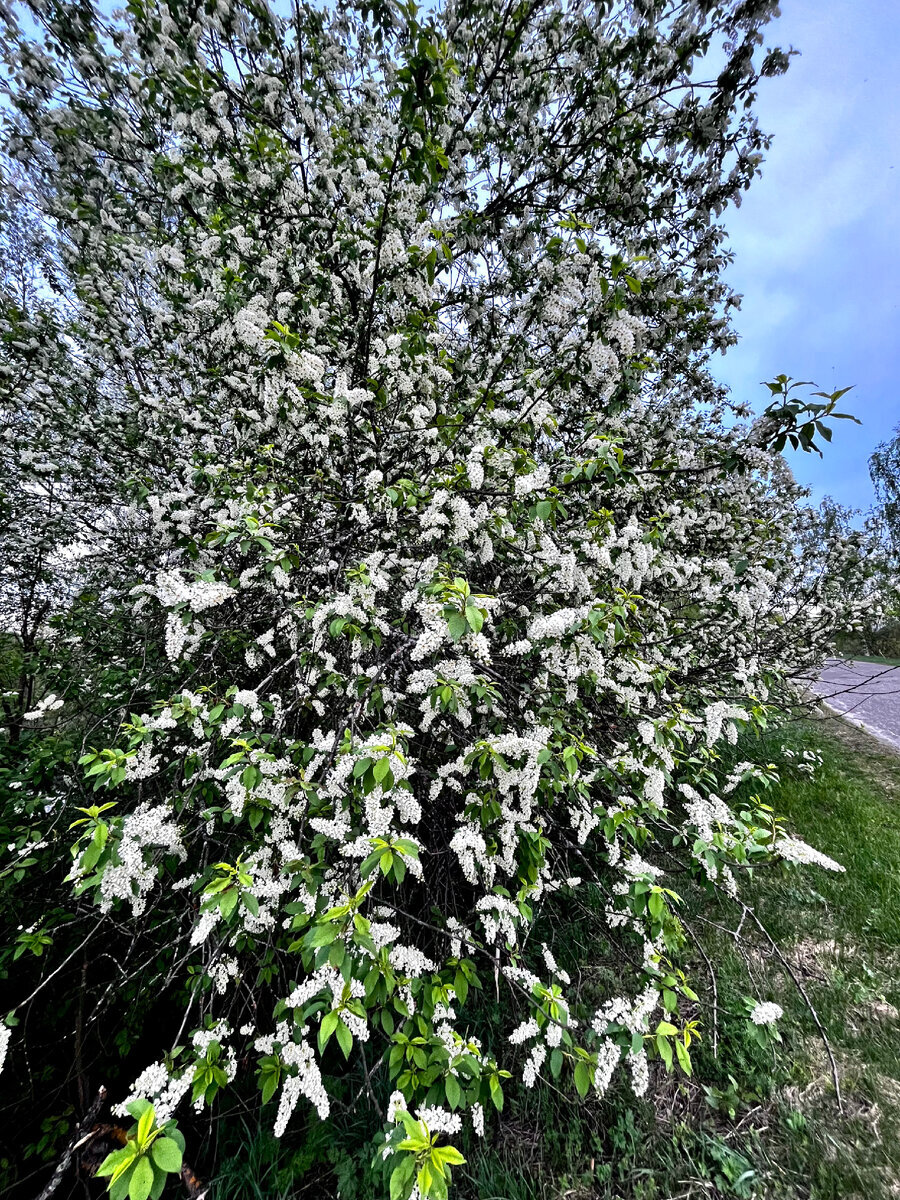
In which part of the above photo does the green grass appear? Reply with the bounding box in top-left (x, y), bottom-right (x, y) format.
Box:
top-left (726, 715), bottom-right (900, 1196)
top-left (842, 654), bottom-right (900, 667)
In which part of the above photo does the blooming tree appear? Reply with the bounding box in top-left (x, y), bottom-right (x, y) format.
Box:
top-left (0, 0), bottom-right (869, 1195)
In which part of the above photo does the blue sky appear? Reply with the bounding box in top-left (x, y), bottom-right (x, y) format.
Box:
top-left (712, 0), bottom-right (900, 512)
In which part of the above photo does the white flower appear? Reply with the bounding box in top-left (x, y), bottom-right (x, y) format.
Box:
top-left (749, 1001), bottom-right (783, 1026)
top-left (417, 1106), bottom-right (462, 1135)
top-left (776, 836), bottom-right (844, 873)
top-left (0, 1025), bottom-right (11, 1076)
top-left (470, 1102), bottom-right (485, 1137)
top-left (24, 694), bottom-right (64, 721)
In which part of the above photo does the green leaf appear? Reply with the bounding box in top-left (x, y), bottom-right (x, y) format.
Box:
top-left (447, 610), bottom-right (467, 641)
top-left (434, 1145), bottom-right (465, 1166)
top-left (675, 1040), bottom-right (692, 1076)
top-left (306, 923), bottom-right (338, 947)
top-left (390, 1156), bottom-right (416, 1200)
top-left (656, 1035), bottom-right (674, 1070)
top-left (166, 1127), bottom-right (186, 1155)
top-left (445, 1073), bottom-right (460, 1108)
top-left (136, 1105), bottom-right (155, 1147)
top-left (573, 1060), bottom-right (591, 1097)
top-left (96, 1149), bottom-right (129, 1178)
top-left (319, 1010), bottom-right (339, 1052)
top-left (360, 850), bottom-right (382, 878)
top-left (129, 1155), bottom-right (154, 1200)
top-left (81, 839), bottom-right (103, 873)
top-left (150, 1137), bottom-right (183, 1173)
top-left (417, 1161), bottom-right (433, 1197)
top-left (464, 605), bottom-right (484, 633)
top-left (335, 1018), bottom-right (353, 1059)
top-left (149, 1165), bottom-right (167, 1200)
top-left (125, 1099), bottom-right (153, 1122)
top-left (397, 1110), bottom-right (422, 1139)
top-left (110, 1166), bottom-right (134, 1200)
top-left (241, 891), bottom-right (260, 917)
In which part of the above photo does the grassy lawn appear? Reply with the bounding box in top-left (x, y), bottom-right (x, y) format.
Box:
top-left (451, 714), bottom-right (900, 1200)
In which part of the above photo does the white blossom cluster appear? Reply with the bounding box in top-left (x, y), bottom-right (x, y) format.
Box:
top-left (749, 1001), bottom-right (784, 1026)
top-left (775, 835), bottom-right (845, 873)
top-left (275, 1035), bottom-right (330, 1134)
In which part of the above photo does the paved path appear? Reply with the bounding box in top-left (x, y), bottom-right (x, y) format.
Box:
top-left (806, 659), bottom-right (900, 753)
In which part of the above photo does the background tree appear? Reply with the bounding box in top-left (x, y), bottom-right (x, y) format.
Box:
top-left (871, 422), bottom-right (900, 559)
top-left (865, 427), bottom-right (900, 657)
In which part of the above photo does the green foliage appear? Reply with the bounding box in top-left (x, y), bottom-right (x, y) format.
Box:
top-left (95, 1102), bottom-right (185, 1200)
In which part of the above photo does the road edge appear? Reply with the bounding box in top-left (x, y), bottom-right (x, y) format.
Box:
top-left (814, 697), bottom-right (900, 757)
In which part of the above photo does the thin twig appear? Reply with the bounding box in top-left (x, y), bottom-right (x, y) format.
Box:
top-left (13, 920), bottom-right (104, 1013)
top-left (740, 902), bottom-right (843, 1114)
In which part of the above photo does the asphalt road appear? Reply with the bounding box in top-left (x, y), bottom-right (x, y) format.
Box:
top-left (807, 658), bottom-right (900, 753)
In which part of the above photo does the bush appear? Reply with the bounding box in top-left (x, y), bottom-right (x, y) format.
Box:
top-left (0, 1), bottom-right (870, 1195)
